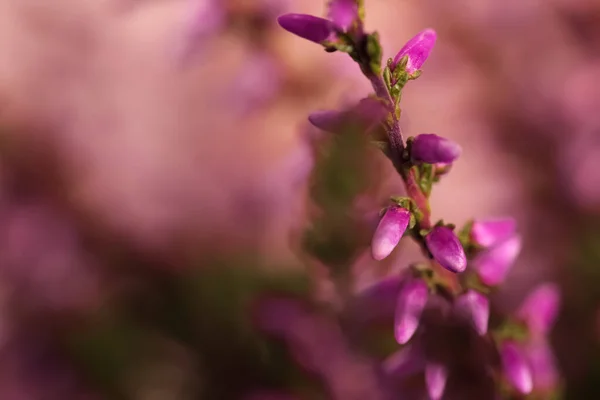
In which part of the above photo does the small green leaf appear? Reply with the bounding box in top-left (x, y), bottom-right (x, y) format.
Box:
top-left (366, 32), bottom-right (383, 75)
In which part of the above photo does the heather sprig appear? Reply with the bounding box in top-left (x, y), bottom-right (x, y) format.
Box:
top-left (278, 1), bottom-right (562, 398)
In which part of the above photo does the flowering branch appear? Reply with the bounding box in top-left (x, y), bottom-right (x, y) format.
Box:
top-left (277, 1), bottom-right (562, 398)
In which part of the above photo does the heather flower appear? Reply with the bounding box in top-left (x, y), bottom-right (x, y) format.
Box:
top-left (410, 134), bottom-right (462, 164)
top-left (327, 0), bottom-right (359, 31)
top-left (308, 98), bottom-right (387, 135)
top-left (474, 235), bottom-right (522, 286)
top-left (395, 279), bottom-right (429, 344)
top-left (277, 14), bottom-right (336, 43)
top-left (383, 343), bottom-right (425, 377)
top-left (526, 339), bottom-right (560, 391)
top-left (455, 289), bottom-right (490, 336)
top-left (517, 283), bottom-right (560, 336)
top-left (500, 341), bottom-right (533, 395)
top-left (425, 226), bottom-right (467, 273)
top-left (371, 206), bottom-right (411, 261)
top-left (392, 29), bottom-right (437, 74)
top-left (471, 218), bottom-right (517, 248)
top-left (425, 362), bottom-right (448, 400)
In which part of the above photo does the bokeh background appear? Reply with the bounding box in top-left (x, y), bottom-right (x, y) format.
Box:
top-left (0, 0), bottom-right (599, 398)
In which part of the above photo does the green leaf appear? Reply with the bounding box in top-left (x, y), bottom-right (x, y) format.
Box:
top-left (366, 32), bottom-right (383, 75)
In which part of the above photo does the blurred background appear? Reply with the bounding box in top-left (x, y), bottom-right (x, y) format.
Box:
top-left (0, 0), bottom-right (599, 398)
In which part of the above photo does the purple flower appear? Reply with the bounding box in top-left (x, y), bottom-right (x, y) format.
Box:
top-left (309, 98), bottom-right (387, 135)
top-left (277, 14), bottom-right (335, 43)
top-left (411, 134), bottom-right (462, 164)
top-left (517, 283), bottom-right (560, 336)
top-left (455, 290), bottom-right (489, 336)
top-left (471, 218), bottom-right (517, 248)
top-left (394, 279), bottom-right (429, 344)
top-left (308, 110), bottom-right (344, 133)
top-left (393, 29), bottom-right (437, 74)
top-left (474, 235), bottom-right (522, 286)
top-left (526, 339), bottom-right (559, 391)
top-left (425, 362), bottom-right (448, 400)
top-left (500, 341), bottom-right (533, 395)
top-left (371, 206), bottom-right (411, 261)
top-left (327, 0), bottom-right (359, 31)
top-left (425, 226), bottom-right (467, 273)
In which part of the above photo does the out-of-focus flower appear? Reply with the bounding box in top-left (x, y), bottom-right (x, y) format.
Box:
top-left (327, 0), bottom-right (359, 31)
top-left (394, 279), bottom-right (429, 344)
top-left (371, 206), bottom-right (411, 261)
top-left (517, 283), bottom-right (560, 336)
top-left (474, 235), bottom-right (522, 286)
top-left (425, 226), bottom-right (467, 273)
top-left (230, 53), bottom-right (282, 114)
top-left (410, 134), bottom-right (462, 164)
top-left (176, 0), bottom-right (225, 63)
top-left (500, 341), bottom-right (533, 395)
top-left (309, 97), bottom-right (387, 135)
top-left (471, 218), bottom-right (517, 248)
top-left (425, 362), bottom-right (448, 400)
top-left (383, 343), bottom-right (425, 377)
top-left (392, 29), bottom-right (437, 74)
top-left (277, 14), bottom-right (336, 43)
top-left (455, 289), bottom-right (489, 336)
top-left (525, 338), bottom-right (560, 392)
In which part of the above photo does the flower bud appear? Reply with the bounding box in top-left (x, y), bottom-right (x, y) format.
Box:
top-left (393, 29), bottom-right (437, 74)
top-left (371, 206), bottom-right (411, 261)
top-left (411, 134), bottom-right (462, 164)
top-left (455, 290), bottom-right (489, 336)
top-left (425, 226), bottom-right (467, 273)
top-left (425, 362), bottom-right (448, 400)
top-left (471, 218), bottom-right (517, 248)
top-left (526, 339), bottom-right (559, 391)
top-left (517, 283), bottom-right (560, 335)
top-left (395, 279), bottom-right (428, 344)
top-left (327, 0), bottom-right (358, 31)
top-left (500, 341), bottom-right (533, 395)
top-left (308, 110), bottom-right (344, 133)
top-left (474, 235), bottom-right (522, 286)
top-left (277, 14), bottom-right (335, 43)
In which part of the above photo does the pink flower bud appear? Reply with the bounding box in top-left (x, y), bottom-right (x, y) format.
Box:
top-left (517, 283), bottom-right (560, 335)
top-left (411, 134), bottom-right (462, 164)
top-left (455, 290), bottom-right (490, 336)
top-left (371, 206), bottom-right (411, 261)
top-left (501, 341), bottom-right (533, 395)
top-left (425, 226), bottom-right (467, 273)
top-left (277, 14), bottom-right (335, 43)
top-left (392, 29), bottom-right (437, 74)
top-left (471, 218), bottom-right (517, 248)
top-left (327, 0), bottom-right (359, 31)
top-left (425, 362), bottom-right (448, 400)
top-left (474, 235), bottom-right (522, 286)
top-left (526, 339), bottom-right (559, 391)
top-left (395, 279), bottom-right (429, 344)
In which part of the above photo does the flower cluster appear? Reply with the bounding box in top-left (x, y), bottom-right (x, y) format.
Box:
top-left (278, 1), bottom-right (562, 399)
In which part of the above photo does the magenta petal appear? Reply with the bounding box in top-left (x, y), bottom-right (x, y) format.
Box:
top-left (394, 280), bottom-right (429, 344)
top-left (455, 290), bottom-right (489, 336)
top-left (277, 13), bottom-right (335, 43)
top-left (517, 283), bottom-right (560, 335)
top-left (383, 344), bottom-right (426, 377)
top-left (475, 235), bottom-right (522, 286)
top-left (425, 226), bottom-right (467, 273)
top-left (392, 29), bottom-right (437, 73)
top-left (371, 206), bottom-right (411, 261)
top-left (526, 339), bottom-right (560, 391)
top-left (425, 362), bottom-right (448, 400)
top-left (501, 341), bottom-right (533, 395)
top-left (327, 0), bottom-right (358, 30)
top-left (411, 134), bottom-right (462, 164)
top-left (471, 218), bottom-right (517, 248)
